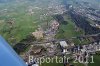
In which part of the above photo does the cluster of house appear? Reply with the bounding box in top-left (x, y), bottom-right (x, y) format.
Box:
top-left (69, 2), bottom-right (100, 29)
top-left (60, 40), bottom-right (100, 55)
top-left (48, 1), bottom-right (67, 15)
top-left (50, 20), bottom-right (59, 31)
top-left (90, 23), bottom-right (100, 29)
top-left (24, 39), bottom-right (100, 66)
top-left (32, 20), bottom-right (59, 40)
top-left (59, 41), bottom-right (74, 54)
top-left (59, 40), bottom-right (100, 66)
top-left (25, 42), bottom-right (58, 66)
top-left (60, 40), bottom-right (100, 64)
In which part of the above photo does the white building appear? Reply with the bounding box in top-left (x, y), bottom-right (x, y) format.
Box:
top-left (60, 41), bottom-right (68, 48)
top-left (60, 41), bottom-right (69, 54)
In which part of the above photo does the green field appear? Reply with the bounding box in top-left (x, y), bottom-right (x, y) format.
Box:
top-left (0, 1), bottom-right (53, 45)
top-left (0, 0), bottom-right (88, 45)
top-left (55, 14), bottom-right (87, 45)
top-left (55, 14), bottom-right (84, 39)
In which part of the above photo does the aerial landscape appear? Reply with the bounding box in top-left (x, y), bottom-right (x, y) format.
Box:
top-left (0, 0), bottom-right (100, 66)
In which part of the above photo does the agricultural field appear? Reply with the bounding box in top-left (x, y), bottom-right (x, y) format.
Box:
top-left (0, 5), bottom-right (88, 46)
top-left (0, 0), bottom-right (93, 45)
top-left (0, 0), bottom-right (53, 45)
top-left (55, 14), bottom-right (90, 45)
top-left (0, 0), bottom-right (100, 66)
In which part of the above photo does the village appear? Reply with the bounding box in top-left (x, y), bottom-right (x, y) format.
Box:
top-left (20, 19), bottom-right (100, 66)
top-left (0, 0), bottom-right (100, 66)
